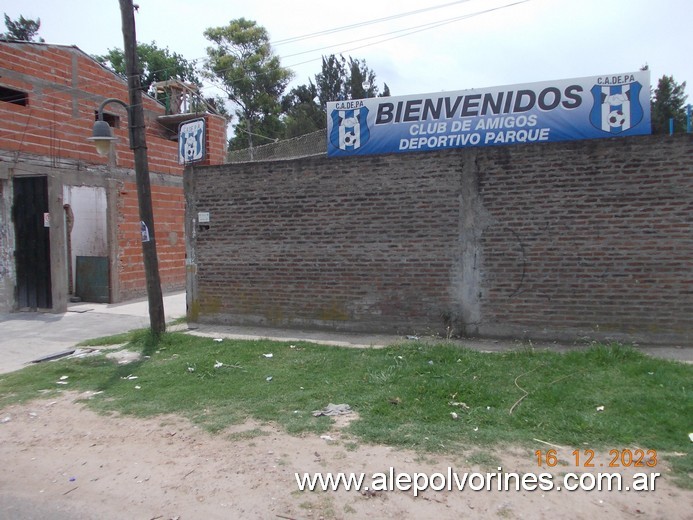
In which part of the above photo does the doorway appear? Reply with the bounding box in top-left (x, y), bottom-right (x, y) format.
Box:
top-left (12, 176), bottom-right (52, 309)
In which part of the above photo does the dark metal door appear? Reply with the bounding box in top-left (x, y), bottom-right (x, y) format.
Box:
top-left (13, 176), bottom-right (52, 309)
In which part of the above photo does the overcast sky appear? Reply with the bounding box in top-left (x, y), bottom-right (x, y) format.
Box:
top-left (4, 0), bottom-right (692, 103)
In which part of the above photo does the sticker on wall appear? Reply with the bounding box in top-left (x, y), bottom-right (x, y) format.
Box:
top-left (140, 221), bottom-right (150, 243)
top-left (178, 118), bottom-right (206, 165)
top-left (43, 212), bottom-right (50, 228)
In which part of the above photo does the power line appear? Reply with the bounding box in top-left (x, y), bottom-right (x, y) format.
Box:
top-left (280, 2), bottom-right (528, 63)
top-left (200, 1), bottom-right (529, 91)
top-left (98, 0), bottom-right (525, 86)
top-left (271, 0), bottom-right (475, 46)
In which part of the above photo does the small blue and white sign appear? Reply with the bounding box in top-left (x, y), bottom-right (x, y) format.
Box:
top-left (326, 71), bottom-right (651, 157)
top-left (178, 118), bottom-right (205, 164)
top-left (330, 106), bottom-right (370, 151)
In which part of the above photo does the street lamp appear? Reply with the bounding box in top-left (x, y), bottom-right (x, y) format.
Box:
top-left (88, 98), bottom-right (127, 156)
top-left (87, 0), bottom-right (166, 337)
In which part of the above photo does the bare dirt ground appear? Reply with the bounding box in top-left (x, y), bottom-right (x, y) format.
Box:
top-left (0, 392), bottom-right (690, 519)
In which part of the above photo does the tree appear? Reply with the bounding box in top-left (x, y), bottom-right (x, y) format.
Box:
top-left (651, 74), bottom-right (688, 134)
top-left (282, 82), bottom-right (325, 138)
top-left (347, 57), bottom-right (378, 100)
top-left (1, 14), bottom-right (44, 42)
top-left (313, 54), bottom-right (385, 109)
top-left (314, 54), bottom-right (349, 110)
top-left (95, 41), bottom-right (200, 99)
top-left (204, 18), bottom-right (293, 151)
top-left (283, 53), bottom-right (390, 138)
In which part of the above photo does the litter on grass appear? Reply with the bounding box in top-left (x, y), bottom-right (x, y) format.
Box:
top-left (313, 403), bottom-right (352, 417)
top-left (263, 353), bottom-right (273, 358)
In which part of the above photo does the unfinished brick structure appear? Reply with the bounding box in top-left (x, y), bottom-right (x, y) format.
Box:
top-left (0, 41), bottom-right (226, 312)
top-left (187, 134), bottom-right (692, 345)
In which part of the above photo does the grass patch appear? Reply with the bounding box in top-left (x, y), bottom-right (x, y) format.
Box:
top-left (0, 333), bottom-right (690, 487)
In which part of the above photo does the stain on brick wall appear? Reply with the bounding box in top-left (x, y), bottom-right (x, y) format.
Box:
top-left (188, 134), bottom-right (692, 345)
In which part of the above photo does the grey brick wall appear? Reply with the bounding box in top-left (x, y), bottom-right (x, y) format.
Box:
top-left (187, 134), bottom-right (692, 345)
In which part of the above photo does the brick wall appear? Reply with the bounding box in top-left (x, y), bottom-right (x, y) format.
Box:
top-left (0, 42), bottom-right (227, 303)
top-left (188, 134), bottom-right (692, 345)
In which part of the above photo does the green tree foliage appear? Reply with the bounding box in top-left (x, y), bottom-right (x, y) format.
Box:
top-left (314, 54), bottom-right (349, 110)
top-left (651, 74), bottom-right (688, 134)
top-left (1, 14), bottom-right (44, 42)
top-left (283, 54), bottom-right (391, 139)
top-left (348, 57), bottom-right (378, 100)
top-left (95, 41), bottom-right (200, 94)
top-left (204, 18), bottom-right (293, 151)
top-left (313, 54), bottom-right (387, 109)
top-left (282, 83), bottom-right (325, 138)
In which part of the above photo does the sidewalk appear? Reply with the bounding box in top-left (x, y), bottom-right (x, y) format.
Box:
top-left (0, 292), bottom-right (186, 374)
top-left (1, 291), bottom-right (690, 374)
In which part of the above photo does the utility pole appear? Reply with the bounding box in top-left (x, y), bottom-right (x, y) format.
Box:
top-left (119, 0), bottom-right (166, 336)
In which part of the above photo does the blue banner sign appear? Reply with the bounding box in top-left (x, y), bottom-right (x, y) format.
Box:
top-left (327, 71), bottom-right (651, 157)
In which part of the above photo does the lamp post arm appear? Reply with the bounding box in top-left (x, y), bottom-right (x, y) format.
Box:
top-left (96, 98), bottom-right (130, 120)
top-left (96, 98), bottom-right (134, 147)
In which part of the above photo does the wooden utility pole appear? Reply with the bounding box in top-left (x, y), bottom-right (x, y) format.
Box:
top-left (119, 0), bottom-right (166, 336)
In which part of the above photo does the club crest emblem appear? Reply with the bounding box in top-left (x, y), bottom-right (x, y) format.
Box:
top-left (589, 82), bottom-right (644, 134)
top-left (330, 107), bottom-right (370, 151)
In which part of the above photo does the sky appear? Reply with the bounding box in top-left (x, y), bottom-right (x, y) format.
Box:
top-left (3, 0), bottom-right (692, 105)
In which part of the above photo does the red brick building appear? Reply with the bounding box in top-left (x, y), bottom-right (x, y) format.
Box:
top-left (0, 40), bottom-right (227, 312)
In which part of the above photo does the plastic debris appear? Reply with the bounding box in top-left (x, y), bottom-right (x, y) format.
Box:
top-left (449, 401), bottom-right (470, 410)
top-left (313, 403), bottom-right (352, 417)
top-left (30, 350), bottom-right (76, 364)
top-left (120, 375), bottom-right (138, 380)
top-left (134, 385), bottom-right (141, 390)
top-left (428, 360), bottom-right (434, 365)
top-left (450, 412), bottom-right (459, 420)
top-left (59, 375), bottom-right (69, 380)
top-left (1, 416), bottom-right (11, 424)
top-left (320, 435), bottom-right (334, 441)
top-left (689, 433), bottom-right (693, 443)
top-left (263, 353), bottom-right (273, 358)
top-left (214, 361), bottom-right (223, 369)
top-left (596, 406), bottom-right (605, 412)
top-left (473, 427), bottom-right (479, 432)
top-left (187, 366), bottom-right (195, 373)
top-left (266, 376), bottom-right (273, 382)
top-left (56, 381), bottom-right (69, 385)
top-left (407, 335), bottom-right (420, 340)
top-left (289, 345), bottom-right (297, 349)
top-left (213, 338), bottom-right (223, 342)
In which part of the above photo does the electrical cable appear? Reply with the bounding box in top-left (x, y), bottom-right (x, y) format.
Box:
top-left (271, 0), bottom-right (475, 46)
